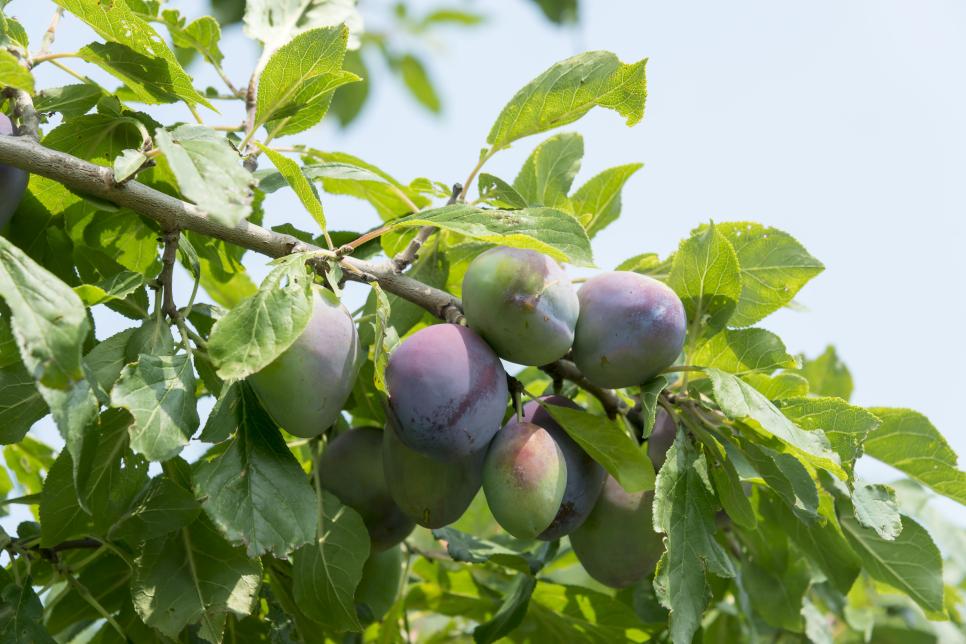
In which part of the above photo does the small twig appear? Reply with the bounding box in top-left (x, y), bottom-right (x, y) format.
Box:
top-left (458, 149), bottom-right (494, 201)
top-left (4, 537), bottom-right (102, 563)
top-left (2, 89), bottom-right (41, 139)
top-left (158, 230), bottom-right (182, 320)
top-left (538, 359), bottom-right (643, 429)
top-left (392, 183), bottom-right (461, 272)
top-left (36, 8), bottom-right (65, 60)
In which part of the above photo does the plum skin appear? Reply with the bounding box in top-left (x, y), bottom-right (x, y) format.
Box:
top-left (387, 324), bottom-right (508, 460)
top-left (519, 396), bottom-right (606, 540)
top-left (572, 272), bottom-right (686, 389)
top-left (0, 114), bottom-right (28, 229)
top-left (462, 246), bottom-right (579, 366)
top-left (318, 427), bottom-right (414, 551)
top-left (382, 410), bottom-right (484, 528)
top-left (570, 476), bottom-right (664, 588)
top-left (249, 287), bottom-right (362, 439)
top-left (482, 419), bottom-right (567, 540)
top-left (356, 546), bottom-right (403, 622)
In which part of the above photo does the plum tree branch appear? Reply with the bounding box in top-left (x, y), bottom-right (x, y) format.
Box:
top-left (391, 183), bottom-right (462, 272)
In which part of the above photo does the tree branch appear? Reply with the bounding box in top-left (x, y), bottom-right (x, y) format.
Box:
top-left (158, 229), bottom-right (181, 320)
top-left (391, 183), bottom-right (461, 273)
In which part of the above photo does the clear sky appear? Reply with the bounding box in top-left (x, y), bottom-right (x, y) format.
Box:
top-left (3, 0), bottom-right (964, 528)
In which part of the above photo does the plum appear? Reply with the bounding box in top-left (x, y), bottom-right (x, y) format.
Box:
top-left (382, 411), bottom-right (484, 528)
top-left (482, 419), bottom-right (567, 540)
top-left (570, 476), bottom-right (664, 588)
top-left (520, 396), bottom-right (606, 540)
top-left (0, 113), bottom-right (28, 229)
top-left (250, 287), bottom-right (362, 438)
top-left (318, 427), bottom-right (414, 550)
top-left (356, 546), bottom-right (403, 622)
top-left (646, 408), bottom-right (677, 472)
top-left (462, 246), bottom-right (579, 365)
top-left (572, 272), bottom-right (686, 388)
top-left (387, 324), bottom-right (508, 460)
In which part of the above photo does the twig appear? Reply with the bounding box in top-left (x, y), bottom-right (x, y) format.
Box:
top-left (1, 89), bottom-right (40, 139)
top-left (36, 8), bottom-right (65, 60)
top-left (391, 183), bottom-right (461, 272)
top-left (4, 537), bottom-right (102, 563)
top-left (539, 359), bottom-right (643, 429)
top-left (158, 229), bottom-right (182, 320)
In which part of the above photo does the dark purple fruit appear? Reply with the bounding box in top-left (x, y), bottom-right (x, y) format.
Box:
top-left (646, 408), bottom-right (677, 472)
top-left (0, 113), bottom-right (28, 229)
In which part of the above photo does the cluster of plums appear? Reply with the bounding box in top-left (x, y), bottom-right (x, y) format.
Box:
top-left (0, 113), bottom-right (29, 228)
top-left (246, 245), bottom-right (687, 594)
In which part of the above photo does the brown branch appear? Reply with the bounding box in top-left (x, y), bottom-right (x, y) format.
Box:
top-left (391, 183), bottom-right (461, 273)
top-left (36, 8), bottom-right (65, 60)
top-left (158, 229), bottom-right (181, 320)
top-left (5, 537), bottom-right (102, 563)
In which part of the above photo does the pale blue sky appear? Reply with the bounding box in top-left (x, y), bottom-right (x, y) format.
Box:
top-left (3, 0), bottom-right (964, 529)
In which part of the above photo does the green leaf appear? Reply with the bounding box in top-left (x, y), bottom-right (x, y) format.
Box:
top-left (543, 403), bottom-right (654, 493)
top-left (639, 375), bottom-right (668, 440)
top-left (163, 13), bottom-right (224, 65)
top-left (473, 574), bottom-right (536, 644)
top-left (185, 231), bottom-right (257, 308)
top-left (399, 53), bottom-right (441, 113)
top-left (56, 0), bottom-right (210, 109)
top-left (4, 436), bottom-right (55, 496)
top-left (131, 515), bottom-right (262, 640)
top-left (863, 408), bottom-right (966, 506)
top-left (738, 439), bottom-right (818, 521)
top-left (478, 173), bottom-right (528, 209)
top-left (715, 222), bottom-right (824, 327)
top-left (0, 569), bottom-right (53, 643)
top-left (487, 51), bottom-right (646, 150)
top-left (668, 223), bottom-right (742, 332)
top-left (255, 26), bottom-right (360, 137)
top-left (741, 372), bottom-right (809, 400)
top-left (292, 490), bottom-right (370, 632)
top-left (33, 84), bottom-right (104, 118)
top-left (155, 125), bottom-right (254, 227)
top-left (797, 345), bottom-right (853, 401)
top-left (691, 328), bottom-right (796, 375)
top-left (706, 368), bottom-right (844, 477)
top-left (777, 397), bottom-right (880, 469)
top-left (388, 204), bottom-right (593, 266)
top-left (528, 0), bottom-right (578, 24)
top-left (45, 554), bottom-right (130, 636)
top-left (74, 270), bottom-right (145, 307)
top-left (707, 456), bottom-right (756, 529)
top-left (111, 149), bottom-right (147, 183)
top-left (653, 432), bottom-right (735, 644)
top-left (330, 49), bottom-right (369, 127)
top-left (243, 0), bottom-right (363, 51)
top-left (0, 320), bottom-right (48, 443)
top-left (431, 527), bottom-right (539, 574)
top-left (512, 132), bottom-right (583, 209)
top-left (524, 582), bottom-right (650, 643)
top-left (616, 252), bottom-right (673, 279)
top-left (207, 255), bottom-right (314, 381)
top-left (193, 384), bottom-right (317, 557)
top-left (112, 475), bottom-right (201, 542)
top-left (570, 163), bottom-right (643, 238)
top-left (741, 556), bottom-right (810, 632)
top-left (111, 353), bottom-right (199, 462)
top-left (0, 49), bottom-right (34, 92)
top-left (257, 144), bottom-right (328, 235)
top-left (837, 500), bottom-right (944, 613)
top-left (851, 482), bottom-right (901, 540)
top-left (369, 283), bottom-right (399, 395)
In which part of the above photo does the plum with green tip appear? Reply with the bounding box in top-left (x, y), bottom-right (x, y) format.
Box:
top-left (572, 272), bottom-right (686, 388)
top-left (318, 427), bottom-right (414, 551)
top-left (482, 419), bottom-right (568, 540)
top-left (387, 324), bottom-right (508, 460)
top-left (570, 476), bottom-right (664, 588)
top-left (356, 546), bottom-right (403, 623)
top-left (382, 411), bottom-right (484, 528)
top-left (0, 114), bottom-right (28, 229)
top-left (462, 246), bottom-right (579, 366)
top-left (249, 287), bottom-right (362, 438)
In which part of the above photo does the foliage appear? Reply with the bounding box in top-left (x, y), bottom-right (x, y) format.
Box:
top-left (0, 1), bottom-right (963, 643)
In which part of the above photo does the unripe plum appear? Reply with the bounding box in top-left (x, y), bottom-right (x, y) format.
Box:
top-left (570, 476), bottom-right (663, 588)
top-left (646, 408), bottom-right (677, 472)
top-left (318, 427), bottom-right (414, 551)
top-left (0, 114), bottom-right (28, 229)
top-left (521, 396), bottom-right (606, 540)
top-left (356, 546), bottom-right (403, 622)
top-left (382, 411), bottom-right (484, 528)
top-left (387, 324), bottom-right (508, 460)
top-left (572, 272), bottom-right (686, 388)
top-left (462, 246), bottom-right (579, 366)
top-left (482, 419), bottom-right (567, 540)
top-left (250, 287), bottom-right (362, 438)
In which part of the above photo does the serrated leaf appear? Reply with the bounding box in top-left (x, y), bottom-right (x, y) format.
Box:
top-left (369, 283), bottom-right (398, 395)
top-left (708, 456), bottom-right (756, 529)
top-left (716, 222), bottom-right (824, 327)
top-left (0, 360), bottom-right (48, 444)
top-left (863, 408), bottom-right (966, 506)
top-left (113, 475), bottom-right (201, 542)
top-left (0, 569), bottom-right (52, 643)
top-left (653, 432), bottom-right (734, 644)
top-left (56, 0), bottom-right (210, 109)
top-left (163, 13), bottom-right (224, 65)
top-left (45, 554), bottom-right (131, 636)
top-left (741, 372), bottom-right (809, 400)
top-left (616, 252), bottom-right (673, 279)
top-left (738, 439), bottom-right (818, 520)
top-left (207, 255), bottom-right (313, 381)
top-left (692, 328), bottom-right (796, 375)
top-left (0, 49), bottom-right (34, 92)
top-left (478, 173), bottom-right (528, 209)
top-left (244, 0), bottom-right (363, 51)
top-left (132, 515), bottom-right (262, 640)
top-left (487, 51), bottom-right (646, 150)
top-left (431, 527), bottom-right (539, 574)
top-left (33, 84), bottom-right (104, 118)
top-left (523, 582), bottom-right (650, 643)
top-left (707, 368), bottom-right (844, 477)
top-left (399, 53), bottom-right (441, 113)
top-left (851, 482), bottom-right (901, 540)
top-left (388, 204), bottom-right (592, 266)
top-left (797, 345), bottom-right (853, 401)
top-left (639, 375), bottom-right (668, 440)
top-left (74, 270), bottom-right (145, 307)
top-left (257, 144), bottom-right (328, 236)
top-left (255, 26), bottom-right (360, 137)
top-left (111, 353), bottom-right (199, 462)
top-left (778, 397), bottom-right (880, 469)
top-left (544, 403), bottom-right (653, 493)
top-left (473, 574), bottom-right (535, 644)
top-left (155, 125), bottom-right (254, 227)
top-left (570, 162), bottom-right (642, 237)
top-left (512, 132), bottom-right (583, 209)
top-left (194, 384), bottom-right (317, 557)
top-left (668, 223), bottom-right (741, 332)
top-left (293, 490), bottom-right (369, 632)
